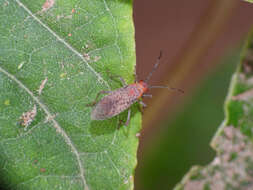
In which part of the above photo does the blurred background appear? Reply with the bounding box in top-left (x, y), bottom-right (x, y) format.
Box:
top-left (133, 0), bottom-right (253, 189)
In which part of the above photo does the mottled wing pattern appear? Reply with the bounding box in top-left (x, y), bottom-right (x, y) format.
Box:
top-left (91, 85), bottom-right (140, 120)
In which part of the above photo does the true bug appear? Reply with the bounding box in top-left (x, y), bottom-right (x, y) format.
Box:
top-left (87, 52), bottom-right (183, 126)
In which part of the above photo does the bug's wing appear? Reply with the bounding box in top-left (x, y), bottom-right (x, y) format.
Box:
top-left (91, 96), bottom-right (114, 120)
top-left (91, 86), bottom-right (140, 120)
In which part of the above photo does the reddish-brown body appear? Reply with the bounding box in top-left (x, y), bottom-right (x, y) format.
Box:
top-left (91, 81), bottom-right (148, 120)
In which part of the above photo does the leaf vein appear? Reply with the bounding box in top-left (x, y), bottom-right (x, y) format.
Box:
top-left (0, 65), bottom-right (89, 190)
top-left (15, 0), bottom-right (109, 89)
top-left (103, 0), bottom-right (123, 64)
top-left (16, 175), bottom-right (82, 187)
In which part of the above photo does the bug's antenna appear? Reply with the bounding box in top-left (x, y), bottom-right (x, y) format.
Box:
top-left (149, 85), bottom-right (184, 93)
top-left (144, 51), bottom-right (163, 83)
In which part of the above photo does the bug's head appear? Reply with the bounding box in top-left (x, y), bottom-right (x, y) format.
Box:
top-left (138, 80), bottom-right (149, 93)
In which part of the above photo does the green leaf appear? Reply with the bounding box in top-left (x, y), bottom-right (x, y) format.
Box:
top-left (243, 0), bottom-right (253, 3)
top-left (174, 31), bottom-right (253, 189)
top-left (0, 0), bottom-right (140, 190)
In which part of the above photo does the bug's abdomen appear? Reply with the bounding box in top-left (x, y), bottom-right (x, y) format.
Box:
top-left (91, 85), bottom-right (141, 120)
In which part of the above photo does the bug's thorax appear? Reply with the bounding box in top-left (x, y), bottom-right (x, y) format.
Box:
top-left (129, 80), bottom-right (148, 98)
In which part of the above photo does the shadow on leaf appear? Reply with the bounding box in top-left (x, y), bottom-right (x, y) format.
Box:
top-left (89, 118), bottom-right (118, 136)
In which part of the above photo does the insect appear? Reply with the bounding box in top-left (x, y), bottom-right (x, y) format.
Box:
top-left (87, 52), bottom-right (183, 126)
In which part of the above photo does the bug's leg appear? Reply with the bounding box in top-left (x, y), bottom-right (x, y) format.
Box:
top-left (125, 109), bottom-right (131, 126)
top-left (138, 100), bottom-right (147, 114)
top-left (119, 76), bottom-right (127, 87)
top-left (106, 69), bottom-right (127, 87)
top-left (117, 109), bottom-right (131, 128)
top-left (139, 100), bottom-right (147, 107)
top-left (142, 94), bottom-right (152, 98)
top-left (86, 90), bottom-right (111, 106)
